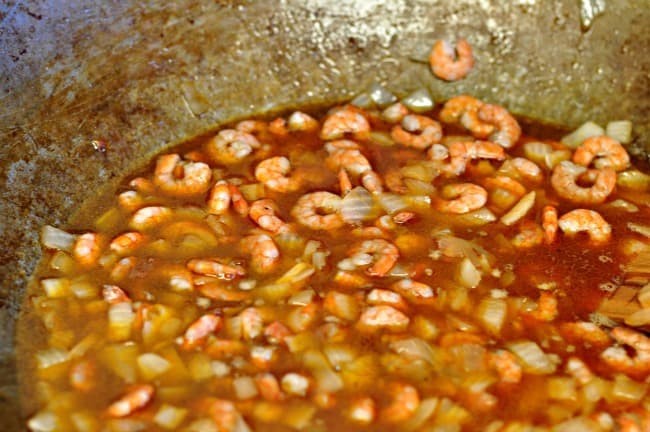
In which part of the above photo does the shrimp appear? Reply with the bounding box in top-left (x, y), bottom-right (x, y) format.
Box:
top-left (287, 111), bottom-right (319, 132)
top-left (72, 233), bottom-right (103, 266)
top-left (255, 156), bottom-right (302, 193)
top-left (511, 220), bottom-right (544, 249)
top-left (249, 199), bottom-right (290, 233)
top-left (601, 326), bottom-right (650, 376)
top-left (434, 183), bottom-right (488, 214)
top-left (102, 284), bottom-right (131, 304)
top-left (205, 129), bottom-right (261, 164)
top-left (527, 291), bottom-right (558, 321)
top-left (391, 114), bottom-right (442, 149)
top-left (182, 314), bottom-right (223, 350)
top-left (573, 135), bottom-right (630, 172)
top-left (236, 119), bottom-right (268, 135)
top-left (384, 168), bottom-right (408, 194)
top-left (264, 321), bottom-right (292, 345)
top-left (106, 384), bottom-right (154, 417)
top-left (382, 102), bottom-right (410, 124)
top-left (489, 350), bottom-right (522, 383)
top-left (69, 359), bottom-right (97, 392)
top-left (391, 279), bottom-right (434, 302)
top-left (187, 258), bottom-right (246, 279)
top-left (444, 140), bottom-right (505, 176)
top-left (240, 233), bottom-right (280, 273)
top-left (324, 139), bottom-right (362, 153)
top-left (439, 96), bottom-right (487, 136)
top-left (381, 382), bottom-right (420, 422)
top-left (320, 105), bottom-right (370, 141)
top-left (558, 209), bottom-right (612, 244)
top-left (110, 257), bottom-right (137, 282)
top-left (348, 397), bottom-right (376, 425)
top-left (429, 39), bottom-right (474, 81)
top-left (428, 143), bottom-right (449, 161)
top-left (207, 181), bottom-right (250, 216)
top-left (541, 205), bottom-right (558, 244)
top-left (550, 161), bottom-right (616, 204)
top-left (338, 169), bottom-right (353, 196)
top-left (565, 357), bottom-right (593, 385)
top-left (360, 170), bottom-right (383, 194)
top-left (477, 103), bottom-right (522, 148)
top-left (482, 175), bottom-right (526, 198)
top-left (255, 373), bottom-right (285, 402)
top-left (349, 239), bottom-right (399, 277)
top-left (366, 289), bottom-right (409, 312)
top-left (109, 232), bottom-right (145, 255)
top-left (393, 211), bottom-right (416, 224)
top-left (357, 305), bottom-right (410, 332)
top-left (500, 157), bottom-right (544, 183)
top-left (129, 206), bottom-right (172, 230)
top-left (291, 192), bottom-right (345, 230)
top-left (240, 307), bottom-right (264, 340)
top-left (559, 321), bottom-right (612, 349)
top-left (326, 149), bottom-right (372, 176)
top-left (153, 153), bottom-right (212, 196)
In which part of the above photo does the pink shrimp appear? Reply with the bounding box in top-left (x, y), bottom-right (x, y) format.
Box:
top-left (182, 314), bottom-right (223, 350)
top-left (129, 206), bottom-right (173, 230)
top-left (187, 258), bottom-right (245, 279)
top-left (106, 384), bottom-right (155, 417)
top-left (349, 239), bottom-right (399, 277)
top-left (102, 284), bottom-right (131, 304)
top-left (381, 382), bottom-right (420, 422)
top-left (153, 153), bottom-right (212, 196)
top-left (72, 233), bottom-right (103, 266)
top-left (527, 292), bottom-right (558, 322)
top-left (320, 105), bottom-right (371, 141)
top-left (360, 170), bottom-right (383, 194)
top-left (383, 168), bottom-right (408, 194)
top-left (444, 140), bottom-right (505, 176)
top-left (474, 103), bottom-right (522, 148)
top-left (205, 129), bottom-right (261, 164)
top-left (287, 111), bottom-right (319, 132)
top-left (429, 39), bottom-right (474, 81)
top-left (240, 233), bottom-right (280, 273)
top-left (541, 205), bottom-right (558, 244)
top-left (565, 357), bottom-right (594, 385)
top-left (559, 321), bottom-right (612, 349)
top-left (382, 102), bottom-right (410, 124)
top-left (489, 350), bottom-right (522, 383)
top-left (551, 161), bottom-right (616, 204)
top-left (391, 114), bottom-right (442, 149)
top-left (240, 307), bottom-right (264, 340)
top-left (110, 257), bottom-right (137, 282)
top-left (207, 181), bottom-right (250, 216)
top-left (558, 209), bottom-right (612, 244)
top-left (249, 199), bottom-right (290, 233)
top-left (573, 135), bottom-right (630, 171)
top-left (338, 169), bottom-right (353, 196)
top-left (325, 149), bottom-right (372, 176)
top-left (255, 373), bottom-right (285, 402)
top-left (264, 321), bottom-right (292, 345)
top-left (255, 156), bottom-right (302, 193)
top-left (511, 220), bottom-right (544, 249)
top-left (501, 157), bottom-right (544, 183)
top-left (366, 289), bottom-right (409, 312)
top-left (434, 183), bottom-right (488, 214)
top-left (291, 192), bottom-right (344, 230)
top-left (348, 396), bottom-right (376, 425)
top-left (601, 326), bottom-right (650, 377)
top-left (69, 359), bottom-right (97, 392)
top-left (109, 232), bottom-right (145, 255)
top-left (391, 279), bottom-right (434, 303)
top-left (357, 305), bottom-right (410, 332)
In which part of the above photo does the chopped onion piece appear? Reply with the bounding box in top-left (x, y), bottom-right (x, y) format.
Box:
top-left (41, 225), bottom-right (77, 252)
top-left (523, 141), bottom-right (553, 165)
top-left (544, 149), bottom-right (572, 169)
top-left (108, 302), bottom-right (136, 342)
top-left (478, 298), bottom-right (507, 335)
top-left (507, 341), bottom-right (557, 374)
top-left (625, 308), bottom-right (650, 327)
top-left (312, 251), bottom-right (329, 270)
top-left (238, 183), bottom-right (266, 202)
top-left (368, 83), bottom-right (397, 107)
top-left (350, 92), bottom-right (373, 109)
top-left (275, 262), bottom-right (315, 286)
top-left (27, 411), bottom-right (59, 432)
top-left (137, 353), bottom-right (171, 381)
top-left (36, 348), bottom-right (68, 370)
top-left (341, 187), bottom-right (379, 223)
top-left (389, 338), bottom-right (436, 365)
top-left (401, 162), bottom-right (439, 183)
top-left (607, 199), bottom-right (638, 212)
top-left (376, 193), bottom-right (409, 215)
top-left (458, 257), bottom-right (481, 288)
top-left (500, 191), bottom-right (536, 226)
top-left (283, 402), bottom-right (317, 430)
top-left (233, 376), bottom-right (259, 399)
top-left (561, 121), bottom-right (604, 148)
top-left (627, 222), bottom-right (650, 238)
top-left (638, 283), bottom-right (650, 308)
top-left (281, 372), bottom-right (310, 396)
top-left (404, 178), bottom-right (436, 195)
top-left (288, 289), bottom-right (315, 306)
top-left (41, 277), bottom-right (71, 298)
top-left (402, 397), bottom-right (438, 431)
top-left (547, 377), bottom-right (577, 401)
top-left (302, 349), bottom-right (344, 392)
top-left (153, 404), bottom-right (188, 430)
top-left (70, 278), bottom-right (99, 299)
top-left (606, 120), bottom-right (632, 144)
top-left (617, 169), bottom-right (650, 191)
top-left (402, 89), bottom-right (434, 113)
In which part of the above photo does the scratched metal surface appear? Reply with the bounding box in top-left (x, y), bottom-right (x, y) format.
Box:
top-left (0, 0), bottom-right (648, 429)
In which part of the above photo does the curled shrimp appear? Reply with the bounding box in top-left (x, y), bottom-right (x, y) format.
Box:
top-left (240, 233), bottom-right (280, 273)
top-left (381, 382), bottom-right (420, 422)
top-left (558, 209), bottom-right (611, 244)
top-left (527, 291), bottom-right (558, 321)
top-left (109, 232), bottom-right (145, 255)
top-left (207, 181), bottom-right (249, 216)
top-left (391, 279), bottom-right (434, 302)
top-left (249, 199), bottom-right (290, 233)
top-left (291, 192), bottom-right (344, 230)
top-left (573, 135), bottom-right (630, 172)
top-left (500, 157), bottom-right (544, 183)
top-left (434, 183), bottom-right (488, 214)
top-left (129, 206), bottom-right (173, 230)
top-left (444, 140), bottom-right (505, 176)
top-left (153, 153), bottom-right (212, 197)
top-left (324, 139), bottom-right (361, 153)
top-left (390, 114), bottom-right (442, 149)
top-left (439, 95), bottom-right (488, 136)
top-left (349, 239), bottom-right (399, 277)
top-left (69, 359), bottom-right (97, 392)
top-left (541, 205), bottom-right (558, 244)
top-left (429, 39), bottom-right (474, 81)
top-left (72, 233), bottom-right (103, 266)
top-left (205, 129), bottom-right (261, 164)
top-left (489, 350), bottom-right (522, 383)
top-left (357, 305), bottom-right (410, 332)
top-left (182, 313), bottom-right (223, 350)
top-left (511, 220), bottom-right (544, 248)
top-left (382, 102), bottom-right (410, 124)
top-left (287, 111), bottom-right (319, 132)
top-left (326, 149), bottom-right (372, 176)
top-left (384, 168), bottom-right (408, 194)
top-left (106, 384), bottom-right (154, 417)
top-left (320, 105), bottom-right (370, 141)
top-left (187, 258), bottom-right (245, 279)
top-left (550, 161), bottom-right (615, 204)
top-left (601, 326), bottom-right (650, 377)
top-left (476, 103), bottom-right (521, 148)
top-left (255, 156), bottom-right (303, 193)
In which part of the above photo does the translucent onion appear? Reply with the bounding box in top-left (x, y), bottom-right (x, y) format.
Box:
top-left (606, 120), bottom-right (633, 144)
top-left (389, 337), bottom-right (436, 365)
top-left (312, 251), bottom-right (329, 270)
top-left (288, 289), bottom-right (315, 306)
top-left (500, 191), bottom-right (536, 226)
top-left (302, 349), bottom-right (344, 392)
top-left (323, 344), bottom-right (357, 368)
top-left (544, 149), bottom-right (572, 169)
top-left (625, 308), bottom-right (650, 327)
top-left (478, 298), bottom-right (507, 335)
top-left (523, 141), bottom-right (552, 165)
top-left (153, 404), bottom-right (188, 430)
top-left (507, 341), bottom-right (557, 374)
top-left (368, 83), bottom-right (397, 107)
top-left (561, 121), bottom-right (604, 148)
top-left (607, 199), bottom-right (638, 212)
top-left (547, 377), bottom-right (577, 401)
top-left (627, 222), bottom-right (650, 238)
top-left (436, 235), bottom-right (494, 271)
top-left (453, 208), bottom-right (497, 227)
top-left (402, 88), bottom-right (434, 113)
top-left (340, 187), bottom-right (379, 223)
top-left (369, 131), bottom-right (395, 147)
top-left (41, 225), bottom-right (76, 252)
top-left (612, 373), bottom-right (647, 402)
top-left (100, 343), bottom-right (139, 383)
top-left (376, 193), bottom-right (409, 215)
top-left (282, 403), bottom-right (317, 430)
top-left (108, 302), bottom-right (135, 342)
top-left (49, 251), bottom-right (76, 274)
top-left (238, 183), bottom-right (265, 202)
top-left (404, 178), bottom-right (436, 195)
top-left (70, 411), bottom-right (100, 432)
top-left (401, 162), bottom-right (439, 183)
top-left (617, 169), bottom-right (650, 191)
top-left (233, 376), bottom-right (259, 399)
top-left (403, 397), bottom-right (439, 431)
top-left (41, 278), bottom-right (71, 298)
top-left (638, 283), bottom-right (650, 308)
top-left (27, 411), bottom-right (59, 432)
top-left (137, 353), bottom-right (171, 381)
top-left (70, 278), bottom-right (99, 299)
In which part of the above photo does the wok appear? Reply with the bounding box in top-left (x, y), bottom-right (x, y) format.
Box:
top-left (1, 0), bottom-right (648, 429)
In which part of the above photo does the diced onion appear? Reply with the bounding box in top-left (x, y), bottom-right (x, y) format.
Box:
top-left (523, 141), bottom-right (552, 165)
top-left (401, 162), bottom-right (439, 183)
top-left (402, 89), bottom-right (434, 113)
top-left (369, 131), bottom-right (395, 147)
top-left (49, 251), bottom-right (76, 274)
top-left (282, 402), bottom-right (317, 430)
top-left (453, 208), bottom-right (497, 226)
top-left (323, 344), bottom-right (357, 368)
top-left (70, 411), bottom-right (100, 432)
top-left (376, 193), bottom-right (409, 215)
top-left (100, 344), bottom-right (139, 383)
top-left (627, 222), bottom-right (650, 238)
top-left (507, 341), bottom-right (557, 374)
top-left (312, 251), bottom-right (329, 270)
top-left (457, 257), bottom-right (482, 289)
top-left (389, 338), bottom-right (436, 365)
top-left (41, 278), bottom-right (71, 298)
top-left (238, 183), bottom-right (266, 201)
top-left (606, 120), bottom-right (633, 144)
top-left (233, 376), bottom-right (259, 399)
top-left (403, 397), bottom-right (439, 431)
top-left (340, 187), bottom-right (378, 223)
top-left (478, 298), bottom-right (507, 335)
top-left (137, 353), bottom-right (171, 381)
top-left (108, 302), bottom-right (136, 342)
top-left (617, 169), bottom-right (650, 191)
top-left (275, 262), bottom-right (315, 286)
top-left (288, 289), bottom-right (315, 306)
top-left (547, 377), bottom-right (577, 401)
top-left (436, 235), bottom-right (494, 272)
top-left (41, 225), bottom-right (76, 252)
top-left (27, 411), bottom-right (59, 432)
top-left (368, 83), bottom-right (397, 107)
top-left (404, 178), bottom-right (436, 195)
top-left (302, 350), bottom-right (344, 392)
top-left (607, 199), bottom-right (638, 212)
top-left (612, 373), bottom-right (647, 402)
top-left (544, 149), bottom-right (572, 169)
top-left (70, 278), bottom-right (99, 299)
top-left (153, 404), bottom-right (188, 430)
top-left (36, 348), bottom-right (68, 370)
top-left (281, 372), bottom-right (310, 396)
top-left (625, 308), bottom-right (650, 327)
top-left (211, 360), bottom-right (232, 377)
top-left (561, 121), bottom-right (604, 148)
top-left (500, 191), bottom-right (536, 226)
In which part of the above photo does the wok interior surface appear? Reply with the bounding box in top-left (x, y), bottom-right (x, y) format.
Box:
top-left (1, 0), bottom-right (649, 429)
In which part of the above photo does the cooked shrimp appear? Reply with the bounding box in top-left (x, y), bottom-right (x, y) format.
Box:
top-left (366, 289), bottom-right (409, 311)
top-left (573, 135), bottom-right (630, 172)
top-left (287, 111), bottom-right (319, 132)
top-left (187, 258), bottom-right (246, 279)
top-left (338, 169), bottom-right (353, 196)
top-left (72, 233), bottom-right (103, 266)
top-left (349, 239), bottom-right (399, 277)
top-left (391, 114), bottom-right (442, 149)
top-left (153, 153), bottom-right (212, 196)
top-left (542, 205), bottom-right (558, 244)
top-left (384, 168), bottom-right (408, 194)
top-left (249, 199), bottom-right (290, 233)
top-left (565, 357), bottom-right (594, 385)
top-left (357, 305), bottom-right (410, 332)
top-left (528, 292), bottom-right (558, 322)
top-left (391, 279), bottom-right (434, 303)
top-left (240, 233), bottom-right (280, 273)
top-left (361, 170), bottom-right (383, 194)
top-left (558, 209), bottom-right (612, 244)
top-left (444, 140), bottom-right (505, 176)
top-left (255, 156), bottom-right (302, 192)
top-left (205, 129), bottom-right (261, 164)
top-left (382, 102), bottom-right (410, 124)
top-left (102, 284), bottom-right (131, 304)
top-left (511, 220), bottom-right (544, 248)
top-left (291, 192), bottom-right (344, 230)
top-left (559, 321), bottom-right (612, 349)
top-left (489, 350), bottom-right (522, 383)
top-left (439, 95), bottom-right (487, 136)
top-left (264, 321), bottom-right (292, 345)
top-left (320, 105), bottom-right (370, 140)
top-left (434, 183), bottom-right (488, 214)
top-left (551, 161), bottom-right (616, 204)
top-left (428, 143), bottom-right (449, 161)
top-left (381, 382), bottom-right (420, 422)
top-left (207, 181), bottom-right (250, 216)
top-left (236, 119), bottom-right (268, 135)
top-left (255, 373), bottom-right (285, 402)
top-left (110, 257), bottom-right (137, 282)
top-left (601, 327), bottom-right (650, 377)
top-left (477, 104), bottom-right (522, 148)
top-left (240, 307), bottom-right (264, 340)
top-left (501, 157), bottom-right (544, 183)
top-left (348, 396), bottom-right (376, 425)
top-left (182, 314), bottom-right (223, 350)
top-left (69, 359), bottom-right (97, 392)
top-left (129, 206), bottom-right (172, 230)
top-left (326, 149), bottom-right (372, 176)
top-left (393, 211), bottom-right (416, 224)
top-left (482, 175), bottom-right (526, 198)
top-left (324, 139), bottom-right (362, 153)
top-left (106, 384), bottom-right (154, 417)
top-left (429, 39), bottom-right (474, 81)
top-left (109, 232), bottom-right (145, 255)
